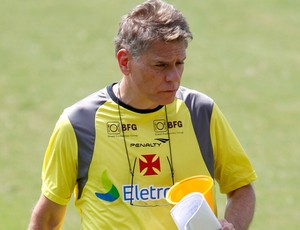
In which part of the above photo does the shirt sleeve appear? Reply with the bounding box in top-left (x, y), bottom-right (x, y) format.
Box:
top-left (41, 114), bottom-right (78, 205)
top-left (210, 104), bottom-right (257, 194)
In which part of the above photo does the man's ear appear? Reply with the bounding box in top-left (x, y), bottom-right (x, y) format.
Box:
top-left (116, 49), bottom-right (131, 75)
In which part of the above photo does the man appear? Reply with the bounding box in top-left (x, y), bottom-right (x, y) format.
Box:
top-left (29, 0), bottom-right (257, 229)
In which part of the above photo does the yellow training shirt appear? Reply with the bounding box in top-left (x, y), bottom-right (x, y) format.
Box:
top-left (41, 84), bottom-right (257, 229)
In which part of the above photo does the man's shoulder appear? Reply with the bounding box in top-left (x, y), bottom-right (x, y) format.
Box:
top-left (64, 86), bottom-right (110, 116)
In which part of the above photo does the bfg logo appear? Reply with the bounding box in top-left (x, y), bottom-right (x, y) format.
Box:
top-left (153, 120), bottom-right (167, 132)
top-left (107, 122), bottom-right (121, 134)
top-left (107, 122), bottom-right (137, 135)
top-left (153, 119), bottom-right (183, 133)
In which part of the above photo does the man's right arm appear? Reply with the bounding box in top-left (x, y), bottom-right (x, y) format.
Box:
top-left (28, 194), bottom-right (67, 230)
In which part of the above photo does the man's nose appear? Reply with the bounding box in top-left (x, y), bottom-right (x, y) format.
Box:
top-left (165, 66), bottom-right (181, 82)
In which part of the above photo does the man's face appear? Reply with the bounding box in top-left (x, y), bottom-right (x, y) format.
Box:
top-left (126, 40), bottom-right (187, 109)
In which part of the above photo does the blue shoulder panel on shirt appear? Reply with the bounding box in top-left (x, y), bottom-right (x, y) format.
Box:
top-left (65, 88), bottom-right (109, 199)
top-left (176, 87), bottom-right (215, 178)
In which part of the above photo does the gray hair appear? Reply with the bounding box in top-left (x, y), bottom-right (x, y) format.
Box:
top-left (114, 0), bottom-right (193, 57)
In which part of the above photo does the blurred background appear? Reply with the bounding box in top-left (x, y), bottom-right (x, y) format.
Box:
top-left (1, 0), bottom-right (299, 229)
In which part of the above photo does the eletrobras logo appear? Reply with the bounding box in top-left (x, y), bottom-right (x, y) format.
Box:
top-left (95, 170), bottom-right (120, 202)
top-left (95, 155), bottom-right (171, 203)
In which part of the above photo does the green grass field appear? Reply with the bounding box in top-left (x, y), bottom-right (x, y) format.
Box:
top-left (1, 0), bottom-right (299, 229)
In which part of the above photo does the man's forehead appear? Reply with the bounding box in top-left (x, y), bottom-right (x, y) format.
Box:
top-left (143, 40), bottom-right (187, 60)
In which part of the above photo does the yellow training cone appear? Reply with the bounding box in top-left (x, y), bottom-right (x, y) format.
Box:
top-left (166, 175), bottom-right (214, 212)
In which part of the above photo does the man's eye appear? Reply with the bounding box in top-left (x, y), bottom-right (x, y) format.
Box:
top-left (155, 63), bottom-right (167, 67)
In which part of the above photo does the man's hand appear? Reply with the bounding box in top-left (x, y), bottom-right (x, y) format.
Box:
top-left (220, 219), bottom-right (235, 230)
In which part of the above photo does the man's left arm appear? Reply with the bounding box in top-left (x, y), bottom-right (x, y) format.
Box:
top-left (223, 183), bottom-right (256, 230)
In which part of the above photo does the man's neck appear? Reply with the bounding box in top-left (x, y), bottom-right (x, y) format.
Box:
top-left (113, 80), bottom-right (159, 110)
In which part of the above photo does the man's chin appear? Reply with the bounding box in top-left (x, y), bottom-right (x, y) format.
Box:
top-left (159, 97), bottom-right (176, 106)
